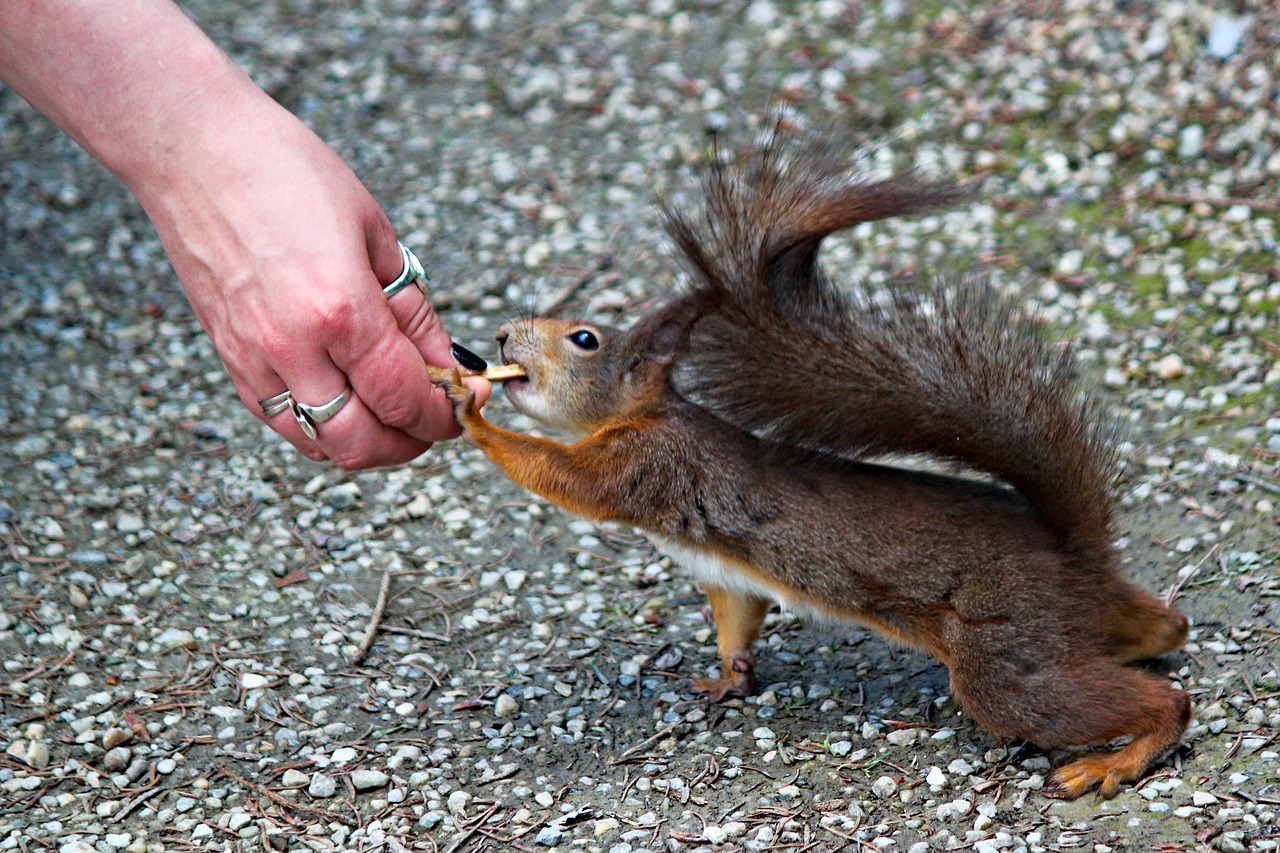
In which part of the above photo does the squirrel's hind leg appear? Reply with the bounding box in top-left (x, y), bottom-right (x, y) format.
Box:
top-left (1047, 668), bottom-right (1190, 798)
top-left (693, 586), bottom-right (772, 702)
top-left (951, 650), bottom-right (1189, 799)
top-left (1102, 583), bottom-right (1189, 663)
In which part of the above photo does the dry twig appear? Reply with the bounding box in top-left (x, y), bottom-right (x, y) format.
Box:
top-left (351, 570), bottom-right (395, 666)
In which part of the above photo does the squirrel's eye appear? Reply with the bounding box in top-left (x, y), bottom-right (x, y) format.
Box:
top-left (567, 329), bottom-right (599, 351)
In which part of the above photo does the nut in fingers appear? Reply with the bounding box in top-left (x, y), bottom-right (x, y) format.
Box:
top-left (481, 364), bottom-right (527, 382)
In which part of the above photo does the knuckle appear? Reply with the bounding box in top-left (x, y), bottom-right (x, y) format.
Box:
top-left (258, 327), bottom-right (296, 365)
top-left (310, 295), bottom-right (359, 338)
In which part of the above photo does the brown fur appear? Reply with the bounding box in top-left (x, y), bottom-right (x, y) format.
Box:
top-left (428, 129), bottom-right (1189, 799)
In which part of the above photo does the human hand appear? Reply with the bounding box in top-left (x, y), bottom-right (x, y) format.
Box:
top-left (1, 0), bottom-right (488, 469)
top-left (131, 90), bottom-right (490, 469)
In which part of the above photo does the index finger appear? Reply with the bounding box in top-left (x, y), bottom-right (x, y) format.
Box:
top-left (330, 244), bottom-right (491, 442)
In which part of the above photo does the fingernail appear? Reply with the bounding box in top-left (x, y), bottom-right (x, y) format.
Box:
top-left (451, 342), bottom-right (488, 371)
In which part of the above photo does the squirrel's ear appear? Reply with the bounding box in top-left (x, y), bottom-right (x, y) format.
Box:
top-left (630, 292), bottom-right (713, 367)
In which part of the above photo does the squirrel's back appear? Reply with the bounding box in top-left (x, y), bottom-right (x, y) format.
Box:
top-left (666, 131), bottom-right (1118, 565)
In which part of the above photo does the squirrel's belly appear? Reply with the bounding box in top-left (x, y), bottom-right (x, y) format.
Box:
top-left (651, 535), bottom-right (831, 623)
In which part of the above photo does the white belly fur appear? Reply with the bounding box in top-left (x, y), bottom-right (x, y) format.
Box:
top-left (651, 536), bottom-right (832, 624)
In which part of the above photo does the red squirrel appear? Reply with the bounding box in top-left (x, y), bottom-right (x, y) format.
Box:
top-left (430, 132), bottom-right (1190, 799)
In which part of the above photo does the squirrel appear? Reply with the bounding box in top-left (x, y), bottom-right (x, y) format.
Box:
top-left (428, 132), bottom-right (1190, 799)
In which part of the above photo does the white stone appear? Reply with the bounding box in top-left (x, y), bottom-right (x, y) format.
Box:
top-left (26, 740), bottom-right (50, 769)
top-left (1206, 15), bottom-right (1251, 60)
top-left (703, 825), bottom-right (729, 845)
top-left (1179, 125), bottom-right (1204, 160)
top-left (448, 790), bottom-right (472, 813)
top-left (494, 694), bottom-right (520, 718)
top-left (350, 769), bottom-right (389, 791)
top-left (240, 673), bottom-right (270, 690)
top-left (885, 727), bottom-right (918, 746)
top-left (870, 776), bottom-right (898, 798)
top-left (308, 772), bottom-right (337, 798)
top-left (116, 514), bottom-right (145, 533)
top-left (281, 769), bottom-right (309, 787)
top-left (405, 493), bottom-right (431, 518)
top-left (937, 799), bottom-right (973, 821)
top-left (1156, 354), bottom-right (1186, 380)
top-left (154, 628), bottom-right (195, 649)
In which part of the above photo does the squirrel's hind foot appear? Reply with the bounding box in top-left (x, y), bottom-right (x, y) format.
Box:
top-left (1044, 691), bottom-right (1189, 800)
top-left (1048, 755), bottom-right (1126, 800)
top-left (953, 644), bottom-right (1190, 800)
top-left (1048, 742), bottom-right (1164, 800)
top-left (693, 669), bottom-right (755, 703)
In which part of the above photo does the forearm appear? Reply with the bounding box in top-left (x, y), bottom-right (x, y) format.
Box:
top-left (0, 0), bottom-right (261, 198)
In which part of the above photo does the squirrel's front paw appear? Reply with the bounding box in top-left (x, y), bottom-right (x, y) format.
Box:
top-left (427, 366), bottom-right (477, 415)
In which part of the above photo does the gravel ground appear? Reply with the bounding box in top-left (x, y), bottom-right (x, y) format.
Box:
top-left (2, 1), bottom-right (1279, 851)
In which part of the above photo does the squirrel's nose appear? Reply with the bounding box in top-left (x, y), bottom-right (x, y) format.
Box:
top-left (495, 329), bottom-right (509, 347)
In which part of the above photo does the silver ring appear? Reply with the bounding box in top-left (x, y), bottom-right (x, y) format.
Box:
top-left (259, 390), bottom-right (292, 419)
top-left (382, 242), bottom-right (429, 299)
top-left (290, 384), bottom-right (353, 440)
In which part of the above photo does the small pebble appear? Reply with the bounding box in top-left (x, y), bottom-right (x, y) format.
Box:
top-left (870, 776), bottom-right (898, 798)
top-left (102, 747), bottom-right (131, 772)
top-left (448, 790), bottom-right (473, 813)
top-left (102, 728), bottom-right (132, 750)
top-left (350, 769), bottom-right (389, 791)
top-left (240, 673), bottom-right (271, 690)
top-left (281, 769), bottom-right (309, 787)
top-left (308, 773), bottom-right (338, 799)
top-left (534, 826), bottom-right (563, 847)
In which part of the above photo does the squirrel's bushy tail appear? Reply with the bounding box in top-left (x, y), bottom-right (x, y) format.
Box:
top-left (667, 131), bottom-right (1118, 559)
